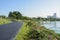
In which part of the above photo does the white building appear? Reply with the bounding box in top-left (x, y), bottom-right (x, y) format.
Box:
top-left (53, 13), bottom-right (56, 18)
top-left (47, 13), bottom-right (57, 18)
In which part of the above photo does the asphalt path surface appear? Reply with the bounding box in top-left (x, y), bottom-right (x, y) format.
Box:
top-left (0, 21), bottom-right (23, 40)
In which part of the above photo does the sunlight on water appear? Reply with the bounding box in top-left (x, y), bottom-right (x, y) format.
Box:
top-left (41, 21), bottom-right (60, 33)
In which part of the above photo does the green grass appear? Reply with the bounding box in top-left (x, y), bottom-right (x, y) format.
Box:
top-left (0, 18), bottom-right (12, 25)
top-left (17, 20), bottom-right (21, 22)
top-left (15, 23), bottom-right (30, 40)
top-left (15, 21), bottom-right (60, 40)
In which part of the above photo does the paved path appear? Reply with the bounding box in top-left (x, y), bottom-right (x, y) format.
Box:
top-left (0, 21), bottom-right (23, 40)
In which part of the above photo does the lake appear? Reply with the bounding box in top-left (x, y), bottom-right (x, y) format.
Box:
top-left (41, 21), bottom-right (60, 34)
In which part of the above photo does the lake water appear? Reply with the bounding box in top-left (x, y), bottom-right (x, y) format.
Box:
top-left (41, 21), bottom-right (60, 34)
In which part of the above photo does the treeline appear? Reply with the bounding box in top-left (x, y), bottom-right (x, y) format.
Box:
top-left (0, 11), bottom-right (60, 21)
top-left (0, 15), bottom-right (6, 18)
top-left (7, 11), bottom-right (41, 21)
top-left (7, 11), bottom-right (60, 21)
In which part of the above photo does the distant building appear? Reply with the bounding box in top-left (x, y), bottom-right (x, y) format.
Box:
top-left (47, 13), bottom-right (57, 18)
top-left (53, 13), bottom-right (56, 18)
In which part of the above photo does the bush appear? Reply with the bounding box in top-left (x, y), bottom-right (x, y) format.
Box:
top-left (24, 29), bottom-right (40, 40)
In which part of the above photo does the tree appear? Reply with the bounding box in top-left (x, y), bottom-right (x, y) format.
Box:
top-left (16, 11), bottom-right (22, 19)
top-left (8, 12), bottom-right (13, 18)
top-left (0, 15), bottom-right (6, 18)
top-left (37, 17), bottom-right (41, 21)
top-left (8, 11), bottom-right (22, 19)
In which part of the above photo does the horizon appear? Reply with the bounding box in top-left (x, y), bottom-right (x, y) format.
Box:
top-left (0, 0), bottom-right (60, 18)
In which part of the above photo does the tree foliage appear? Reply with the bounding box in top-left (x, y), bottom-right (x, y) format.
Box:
top-left (37, 17), bottom-right (41, 20)
top-left (0, 15), bottom-right (6, 18)
top-left (8, 11), bottom-right (22, 19)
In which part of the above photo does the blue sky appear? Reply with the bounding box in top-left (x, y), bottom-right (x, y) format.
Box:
top-left (0, 0), bottom-right (60, 17)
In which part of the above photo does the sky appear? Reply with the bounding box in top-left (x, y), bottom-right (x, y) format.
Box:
top-left (0, 0), bottom-right (60, 17)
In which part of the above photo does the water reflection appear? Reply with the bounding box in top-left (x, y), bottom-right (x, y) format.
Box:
top-left (42, 21), bottom-right (60, 33)
top-left (50, 21), bottom-right (56, 28)
top-left (54, 21), bottom-right (56, 27)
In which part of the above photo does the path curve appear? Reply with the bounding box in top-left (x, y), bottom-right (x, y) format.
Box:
top-left (0, 21), bottom-right (23, 40)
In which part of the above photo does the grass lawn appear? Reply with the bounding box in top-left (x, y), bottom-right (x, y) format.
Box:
top-left (15, 23), bottom-right (30, 40)
top-left (0, 18), bottom-right (12, 25)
